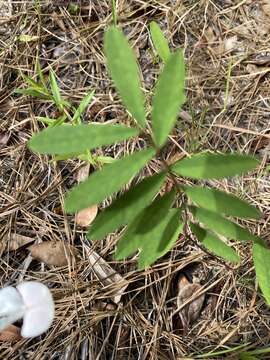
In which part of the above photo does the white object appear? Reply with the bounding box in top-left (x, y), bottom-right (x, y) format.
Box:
top-left (0, 281), bottom-right (54, 338)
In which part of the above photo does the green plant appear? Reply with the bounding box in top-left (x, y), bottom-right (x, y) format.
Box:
top-left (26, 22), bottom-right (269, 305)
top-left (16, 64), bottom-right (114, 166)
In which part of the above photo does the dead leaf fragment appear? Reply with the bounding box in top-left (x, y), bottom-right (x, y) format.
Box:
top-left (176, 274), bottom-right (205, 334)
top-left (0, 132), bottom-right (10, 148)
top-left (0, 233), bottom-right (34, 253)
top-left (28, 241), bottom-right (77, 267)
top-left (224, 35), bottom-right (238, 52)
top-left (76, 163), bottom-right (90, 183)
top-left (0, 325), bottom-right (22, 342)
top-left (83, 244), bottom-right (128, 304)
top-left (262, 0), bottom-right (270, 14)
top-left (75, 205), bottom-right (98, 227)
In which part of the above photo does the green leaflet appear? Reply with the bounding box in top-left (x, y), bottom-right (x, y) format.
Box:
top-left (72, 90), bottom-right (95, 123)
top-left (65, 148), bottom-right (155, 212)
top-left (172, 153), bottom-right (259, 179)
top-left (28, 124), bottom-right (139, 155)
top-left (183, 185), bottom-right (261, 219)
top-left (15, 88), bottom-right (52, 100)
top-left (115, 209), bottom-right (183, 269)
top-left (190, 223), bottom-right (240, 263)
top-left (135, 189), bottom-right (176, 234)
top-left (104, 27), bottom-right (146, 128)
top-left (89, 172), bottom-right (167, 240)
top-left (253, 239), bottom-right (270, 305)
top-left (190, 206), bottom-right (259, 242)
top-left (150, 21), bottom-right (170, 62)
top-left (151, 50), bottom-right (185, 147)
top-left (49, 70), bottom-right (63, 110)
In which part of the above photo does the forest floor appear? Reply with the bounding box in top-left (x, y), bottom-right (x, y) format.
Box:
top-left (0, 1), bottom-right (270, 359)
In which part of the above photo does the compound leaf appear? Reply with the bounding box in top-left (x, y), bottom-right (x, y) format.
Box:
top-left (151, 50), bottom-right (185, 147)
top-left (89, 172), bottom-right (166, 240)
top-left (172, 153), bottom-right (259, 179)
top-left (65, 148), bottom-right (155, 212)
top-left (150, 21), bottom-right (170, 62)
top-left (183, 185), bottom-right (261, 219)
top-left (190, 206), bottom-right (259, 242)
top-left (105, 27), bottom-right (146, 127)
top-left (28, 123), bottom-right (139, 154)
top-left (253, 239), bottom-right (270, 305)
top-left (190, 223), bottom-right (240, 263)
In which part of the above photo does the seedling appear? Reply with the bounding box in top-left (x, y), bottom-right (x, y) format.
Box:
top-left (26, 23), bottom-right (270, 305)
top-left (0, 281), bottom-right (54, 338)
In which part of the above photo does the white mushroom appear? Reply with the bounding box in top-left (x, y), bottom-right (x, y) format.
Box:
top-left (0, 281), bottom-right (54, 338)
top-left (17, 282), bottom-right (55, 338)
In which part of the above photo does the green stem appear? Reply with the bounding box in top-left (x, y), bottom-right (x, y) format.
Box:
top-left (112, 0), bottom-right (117, 26)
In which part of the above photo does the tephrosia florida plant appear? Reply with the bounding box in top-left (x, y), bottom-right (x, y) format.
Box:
top-left (27, 23), bottom-right (270, 305)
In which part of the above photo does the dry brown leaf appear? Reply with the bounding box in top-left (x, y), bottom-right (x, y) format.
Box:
top-left (75, 205), bottom-right (98, 227)
top-left (224, 35), bottom-right (238, 52)
top-left (204, 26), bottom-right (216, 45)
top-left (0, 325), bottom-right (22, 342)
top-left (0, 132), bottom-right (10, 148)
top-left (28, 241), bottom-right (77, 267)
top-left (0, 233), bottom-right (34, 253)
top-left (76, 163), bottom-right (90, 183)
top-left (262, 0), bottom-right (270, 14)
top-left (176, 274), bottom-right (205, 334)
top-left (83, 244), bottom-right (128, 304)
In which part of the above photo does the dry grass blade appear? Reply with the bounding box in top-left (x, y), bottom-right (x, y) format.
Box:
top-left (0, 325), bottom-right (22, 343)
top-left (83, 244), bottom-right (128, 304)
top-left (28, 241), bottom-right (77, 267)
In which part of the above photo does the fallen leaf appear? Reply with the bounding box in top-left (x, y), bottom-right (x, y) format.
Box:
top-left (75, 205), bottom-right (98, 227)
top-left (204, 27), bottom-right (216, 45)
top-left (0, 132), bottom-right (10, 148)
top-left (83, 244), bottom-right (128, 304)
top-left (224, 35), bottom-right (238, 52)
top-left (262, 0), bottom-right (270, 14)
top-left (75, 163), bottom-right (98, 227)
top-left (0, 325), bottom-right (22, 342)
top-left (176, 274), bottom-right (205, 334)
top-left (76, 163), bottom-right (90, 183)
top-left (0, 233), bottom-right (34, 253)
top-left (28, 241), bottom-right (77, 267)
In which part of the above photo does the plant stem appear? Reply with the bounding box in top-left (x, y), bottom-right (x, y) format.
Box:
top-left (112, 0), bottom-right (117, 26)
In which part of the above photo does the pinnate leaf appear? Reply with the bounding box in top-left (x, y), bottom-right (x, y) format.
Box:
top-left (152, 50), bottom-right (185, 147)
top-left (150, 21), bottom-right (170, 62)
top-left (89, 172), bottom-right (166, 240)
top-left (104, 27), bottom-right (146, 127)
top-left (190, 223), bottom-right (240, 263)
top-left (183, 185), bottom-right (261, 219)
top-left (116, 209), bottom-right (183, 269)
top-left (28, 124), bottom-right (139, 154)
top-left (65, 148), bottom-right (155, 212)
top-left (190, 206), bottom-right (259, 241)
top-left (172, 153), bottom-right (259, 179)
top-left (253, 239), bottom-right (270, 305)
